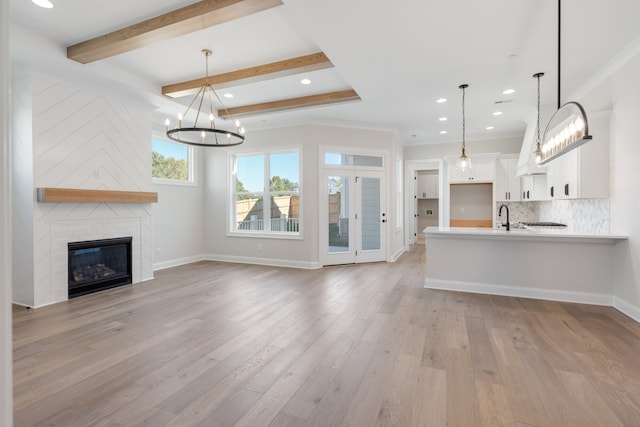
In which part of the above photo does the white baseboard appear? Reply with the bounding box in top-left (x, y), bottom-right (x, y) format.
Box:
top-left (204, 253), bottom-right (321, 270)
top-left (153, 254), bottom-right (206, 272)
top-left (613, 297), bottom-right (640, 323)
top-left (389, 247), bottom-right (405, 262)
top-left (424, 277), bottom-right (614, 306)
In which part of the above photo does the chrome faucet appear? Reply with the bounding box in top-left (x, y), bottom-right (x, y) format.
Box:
top-left (498, 204), bottom-right (510, 231)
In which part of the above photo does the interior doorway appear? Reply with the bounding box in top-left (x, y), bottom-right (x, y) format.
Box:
top-left (405, 160), bottom-right (443, 247)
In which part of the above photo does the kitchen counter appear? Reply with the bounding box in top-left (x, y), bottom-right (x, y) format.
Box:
top-left (423, 226), bottom-right (627, 306)
top-left (425, 226), bottom-right (627, 244)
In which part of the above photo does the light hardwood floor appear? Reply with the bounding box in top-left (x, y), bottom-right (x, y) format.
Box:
top-left (13, 244), bottom-right (640, 426)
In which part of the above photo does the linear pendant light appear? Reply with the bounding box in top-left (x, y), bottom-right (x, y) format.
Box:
top-left (537, 0), bottom-right (591, 165)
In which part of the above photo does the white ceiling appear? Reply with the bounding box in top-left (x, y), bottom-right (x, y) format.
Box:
top-left (9, 0), bottom-right (640, 145)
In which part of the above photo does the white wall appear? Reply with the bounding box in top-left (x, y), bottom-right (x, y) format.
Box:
top-left (152, 149), bottom-right (205, 270)
top-left (404, 136), bottom-right (522, 161)
top-left (202, 124), bottom-right (397, 267)
top-left (1, 0), bottom-right (13, 423)
top-left (10, 72), bottom-right (33, 305)
top-left (610, 52), bottom-right (640, 320)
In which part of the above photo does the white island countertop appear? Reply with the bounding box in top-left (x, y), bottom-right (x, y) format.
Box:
top-left (424, 226), bottom-right (627, 244)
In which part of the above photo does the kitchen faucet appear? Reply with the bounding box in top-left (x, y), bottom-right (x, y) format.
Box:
top-left (498, 204), bottom-right (510, 231)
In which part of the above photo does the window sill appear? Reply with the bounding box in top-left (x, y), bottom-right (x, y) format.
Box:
top-left (227, 231), bottom-right (303, 240)
top-left (152, 178), bottom-right (197, 187)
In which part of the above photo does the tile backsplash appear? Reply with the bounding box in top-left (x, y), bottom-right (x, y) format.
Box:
top-left (496, 198), bottom-right (610, 234)
top-left (538, 199), bottom-right (609, 233)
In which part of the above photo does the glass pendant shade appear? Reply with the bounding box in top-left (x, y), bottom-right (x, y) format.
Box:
top-left (456, 147), bottom-right (472, 172)
top-left (534, 142), bottom-right (543, 163)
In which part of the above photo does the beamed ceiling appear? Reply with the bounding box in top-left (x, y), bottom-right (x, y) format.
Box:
top-left (9, 0), bottom-right (640, 144)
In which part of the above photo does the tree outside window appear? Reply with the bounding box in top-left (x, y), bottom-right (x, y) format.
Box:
top-left (152, 139), bottom-right (192, 182)
top-left (233, 151), bottom-right (301, 234)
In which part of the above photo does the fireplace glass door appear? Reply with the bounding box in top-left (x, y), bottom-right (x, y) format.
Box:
top-left (68, 237), bottom-right (132, 298)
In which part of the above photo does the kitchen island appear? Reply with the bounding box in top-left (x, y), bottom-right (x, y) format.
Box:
top-left (423, 226), bottom-right (627, 305)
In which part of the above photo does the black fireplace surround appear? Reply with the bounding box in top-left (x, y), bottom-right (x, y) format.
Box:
top-left (68, 237), bottom-right (132, 298)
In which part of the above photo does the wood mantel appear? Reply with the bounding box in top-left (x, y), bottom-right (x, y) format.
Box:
top-left (37, 188), bottom-right (158, 204)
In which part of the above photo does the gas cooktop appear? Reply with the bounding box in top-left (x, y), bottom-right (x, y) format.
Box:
top-left (520, 221), bottom-right (567, 228)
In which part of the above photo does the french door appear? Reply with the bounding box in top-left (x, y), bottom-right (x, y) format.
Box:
top-left (321, 171), bottom-right (386, 265)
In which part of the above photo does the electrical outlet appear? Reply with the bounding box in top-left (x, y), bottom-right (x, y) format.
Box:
top-left (460, 207), bottom-right (465, 213)
top-left (155, 248), bottom-right (160, 256)
top-left (257, 243), bottom-right (263, 251)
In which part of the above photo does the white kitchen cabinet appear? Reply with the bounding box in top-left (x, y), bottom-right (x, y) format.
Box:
top-left (417, 173), bottom-right (438, 199)
top-left (521, 174), bottom-right (547, 201)
top-left (447, 155), bottom-right (496, 183)
top-left (495, 156), bottom-right (521, 201)
top-left (546, 112), bottom-right (609, 200)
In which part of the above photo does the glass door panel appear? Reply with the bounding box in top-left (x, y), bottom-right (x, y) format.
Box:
top-left (328, 176), bottom-right (350, 254)
top-left (361, 177), bottom-right (381, 251)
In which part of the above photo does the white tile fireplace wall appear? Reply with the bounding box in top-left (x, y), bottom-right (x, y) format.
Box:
top-left (11, 72), bottom-right (154, 307)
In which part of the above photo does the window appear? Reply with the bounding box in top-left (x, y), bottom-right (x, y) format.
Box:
top-left (152, 138), bottom-right (194, 183)
top-left (325, 152), bottom-right (383, 167)
top-left (233, 150), bottom-right (301, 235)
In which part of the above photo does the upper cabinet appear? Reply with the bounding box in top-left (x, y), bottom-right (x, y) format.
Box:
top-left (546, 112), bottom-right (610, 200)
top-left (495, 155), bottom-right (521, 201)
top-left (447, 154), bottom-right (497, 183)
top-left (417, 173), bottom-right (439, 199)
top-left (521, 175), bottom-right (547, 201)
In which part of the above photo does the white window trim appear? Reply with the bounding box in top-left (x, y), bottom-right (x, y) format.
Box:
top-left (228, 147), bottom-right (303, 239)
top-left (151, 135), bottom-right (197, 186)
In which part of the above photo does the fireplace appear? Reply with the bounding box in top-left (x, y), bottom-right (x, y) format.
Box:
top-left (68, 237), bottom-right (132, 298)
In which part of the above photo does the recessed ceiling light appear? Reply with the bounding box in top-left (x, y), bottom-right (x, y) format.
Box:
top-left (223, 93), bottom-right (234, 99)
top-left (486, 126), bottom-right (494, 130)
top-left (32, 0), bottom-right (54, 8)
top-left (502, 89), bottom-right (516, 95)
top-left (493, 111), bottom-right (503, 116)
top-left (301, 78), bottom-right (311, 85)
top-left (440, 130), bottom-right (447, 134)
top-left (438, 117), bottom-right (447, 121)
top-left (436, 98), bottom-right (447, 103)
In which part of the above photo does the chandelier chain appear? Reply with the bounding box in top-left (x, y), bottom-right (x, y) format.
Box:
top-left (536, 73), bottom-right (541, 145)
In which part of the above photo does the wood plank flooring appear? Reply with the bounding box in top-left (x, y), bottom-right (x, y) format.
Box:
top-left (13, 244), bottom-right (640, 426)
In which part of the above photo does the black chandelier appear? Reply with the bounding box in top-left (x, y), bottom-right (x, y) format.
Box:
top-left (165, 49), bottom-right (245, 147)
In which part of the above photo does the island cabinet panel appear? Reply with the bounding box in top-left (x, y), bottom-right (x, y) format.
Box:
top-left (423, 226), bottom-right (626, 305)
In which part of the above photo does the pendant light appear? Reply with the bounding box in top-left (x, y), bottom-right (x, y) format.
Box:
top-left (533, 72), bottom-right (544, 163)
top-left (537, 0), bottom-right (591, 164)
top-left (455, 84), bottom-right (471, 172)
